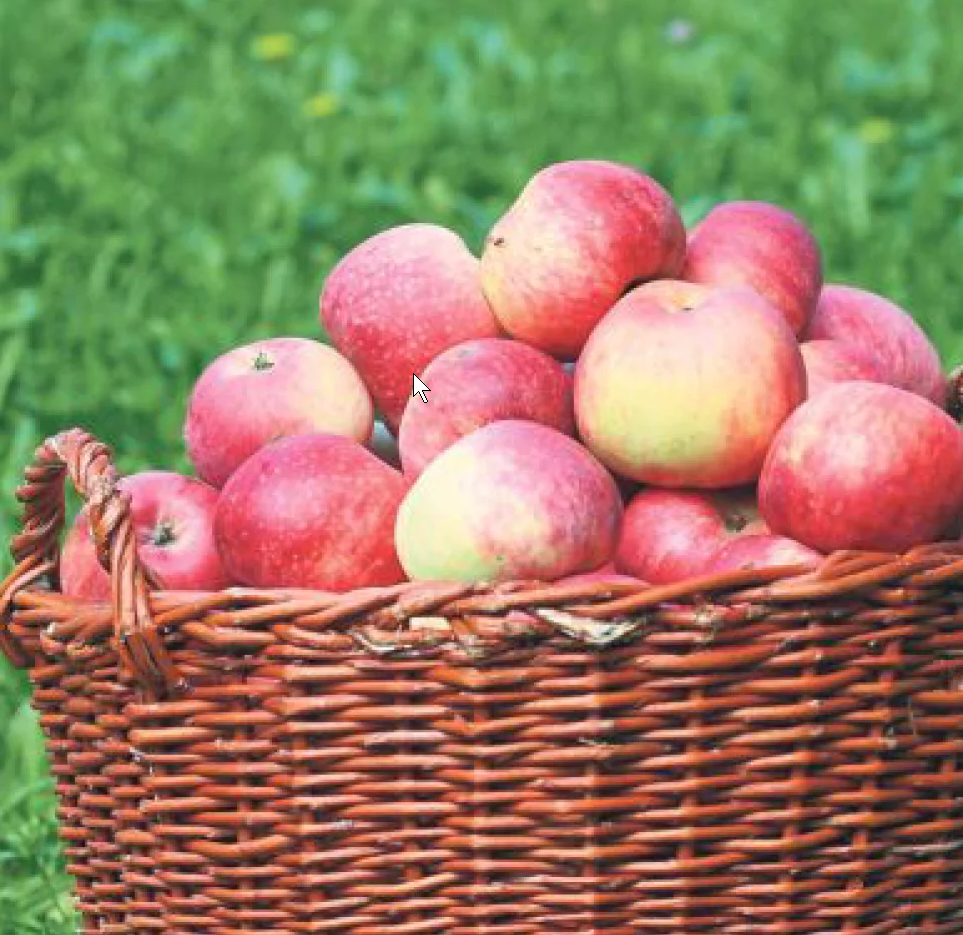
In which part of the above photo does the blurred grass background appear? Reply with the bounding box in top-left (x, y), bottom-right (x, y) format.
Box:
top-left (3, 0), bottom-right (963, 929)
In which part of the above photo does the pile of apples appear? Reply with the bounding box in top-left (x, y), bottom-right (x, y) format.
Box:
top-left (61, 160), bottom-right (963, 600)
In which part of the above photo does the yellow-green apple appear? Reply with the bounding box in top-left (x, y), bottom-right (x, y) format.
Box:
top-left (395, 420), bottom-right (622, 583)
top-left (369, 420), bottom-right (401, 468)
top-left (185, 337), bottom-right (373, 488)
top-left (705, 534), bottom-right (821, 574)
top-left (480, 160), bottom-right (685, 358)
top-left (800, 339), bottom-right (885, 398)
top-left (575, 280), bottom-right (806, 487)
top-left (759, 382), bottom-right (963, 552)
top-left (61, 471), bottom-right (229, 600)
top-left (804, 284), bottom-right (945, 405)
top-left (215, 433), bottom-right (408, 590)
top-left (398, 338), bottom-right (574, 478)
top-left (320, 224), bottom-right (500, 431)
top-left (682, 200), bottom-right (822, 334)
top-left (614, 488), bottom-right (766, 584)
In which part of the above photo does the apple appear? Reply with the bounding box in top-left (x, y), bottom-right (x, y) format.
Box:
top-left (185, 337), bottom-right (373, 488)
top-left (800, 339), bottom-right (885, 398)
top-left (575, 280), bottom-right (806, 487)
top-left (480, 160), bottom-right (685, 358)
top-left (215, 434), bottom-right (408, 590)
top-left (61, 471), bottom-right (229, 600)
top-left (804, 284), bottom-right (945, 405)
top-left (681, 200), bottom-right (822, 335)
top-left (759, 381), bottom-right (963, 552)
top-left (368, 420), bottom-right (401, 469)
top-left (614, 488), bottom-right (766, 584)
top-left (555, 568), bottom-right (646, 586)
top-left (320, 223), bottom-right (500, 431)
top-left (576, 560), bottom-right (617, 576)
top-left (395, 420), bottom-right (622, 583)
top-left (398, 338), bottom-right (574, 478)
top-left (705, 534), bottom-right (821, 574)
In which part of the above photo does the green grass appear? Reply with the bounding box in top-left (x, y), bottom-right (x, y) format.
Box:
top-left (0, 664), bottom-right (75, 934)
top-left (3, 0), bottom-right (963, 929)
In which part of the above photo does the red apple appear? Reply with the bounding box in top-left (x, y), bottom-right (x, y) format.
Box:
top-left (480, 160), bottom-right (685, 358)
top-left (705, 534), bottom-right (821, 574)
top-left (555, 569), bottom-right (646, 586)
top-left (615, 488), bottom-right (766, 584)
top-left (398, 338), bottom-right (574, 478)
top-left (681, 200), bottom-right (822, 335)
top-left (185, 337), bottom-right (373, 488)
top-left (215, 434), bottom-right (408, 590)
top-left (804, 284), bottom-right (945, 405)
top-left (320, 224), bottom-right (500, 431)
top-left (759, 382), bottom-right (963, 552)
top-left (575, 280), bottom-right (806, 487)
top-left (800, 339), bottom-right (885, 398)
top-left (61, 471), bottom-right (229, 600)
top-left (395, 420), bottom-right (622, 583)
top-left (579, 560), bottom-right (617, 575)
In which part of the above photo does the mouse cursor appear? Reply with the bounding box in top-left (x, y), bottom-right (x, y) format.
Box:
top-left (412, 374), bottom-right (430, 403)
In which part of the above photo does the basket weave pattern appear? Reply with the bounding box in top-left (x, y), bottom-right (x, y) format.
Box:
top-left (3, 429), bottom-right (963, 934)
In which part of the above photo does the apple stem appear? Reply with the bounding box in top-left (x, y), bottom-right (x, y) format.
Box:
top-left (152, 521), bottom-right (176, 547)
top-left (252, 351), bottom-right (275, 371)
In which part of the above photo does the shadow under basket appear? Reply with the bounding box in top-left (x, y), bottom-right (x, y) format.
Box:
top-left (3, 428), bottom-right (963, 935)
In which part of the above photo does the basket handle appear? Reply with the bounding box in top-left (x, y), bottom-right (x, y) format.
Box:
top-left (1, 428), bottom-right (181, 693)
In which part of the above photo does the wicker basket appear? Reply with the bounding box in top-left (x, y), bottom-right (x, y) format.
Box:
top-left (4, 428), bottom-right (963, 934)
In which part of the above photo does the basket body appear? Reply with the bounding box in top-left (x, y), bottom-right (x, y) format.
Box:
top-left (5, 429), bottom-right (963, 934)
top-left (9, 579), bottom-right (963, 935)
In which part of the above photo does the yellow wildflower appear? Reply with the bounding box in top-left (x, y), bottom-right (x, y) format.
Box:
top-left (252, 33), bottom-right (295, 62)
top-left (303, 92), bottom-right (339, 118)
top-left (858, 117), bottom-right (895, 146)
